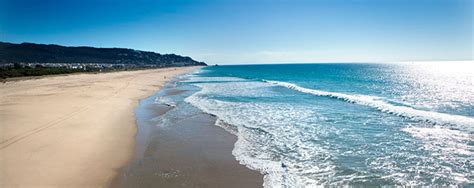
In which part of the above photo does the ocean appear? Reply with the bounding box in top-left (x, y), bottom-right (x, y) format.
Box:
top-left (170, 63), bottom-right (473, 187)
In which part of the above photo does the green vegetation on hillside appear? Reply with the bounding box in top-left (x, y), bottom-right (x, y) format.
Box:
top-left (0, 41), bottom-right (207, 79)
top-left (0, 42), bottom-right (207, 66)
top-left (0, 64), bottom-right (85, 79)
top-left (0, 63), bottom-right (149, 79)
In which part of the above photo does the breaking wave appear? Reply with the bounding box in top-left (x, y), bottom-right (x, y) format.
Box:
top-left (265, 80), bottom-right (474, 131)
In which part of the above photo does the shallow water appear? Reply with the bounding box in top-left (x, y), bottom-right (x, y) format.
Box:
top-left (111, 78), bottom-right (262, 187)
top-left (182, 63), bottom-right (474, 187)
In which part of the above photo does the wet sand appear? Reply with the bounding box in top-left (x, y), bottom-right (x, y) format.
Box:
top-left (111, 85), bottom-right (263, 187)
top-left (0, 67), bottom-right (196, 187)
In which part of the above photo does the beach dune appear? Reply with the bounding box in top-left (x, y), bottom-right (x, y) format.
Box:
top-left (0, 67), bottom-right (196, 187)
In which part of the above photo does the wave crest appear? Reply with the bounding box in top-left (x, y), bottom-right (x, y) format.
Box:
top-left (265, 80), bottom-right (474, 131)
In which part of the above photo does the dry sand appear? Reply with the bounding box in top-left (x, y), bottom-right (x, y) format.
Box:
top-left (0, 67), bottom-right (196, 187)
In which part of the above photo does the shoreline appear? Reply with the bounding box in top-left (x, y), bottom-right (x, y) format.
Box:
top-left (111, 76), bottom-right (263, 187)
top-left (0, 67), bottom-right (198, 187)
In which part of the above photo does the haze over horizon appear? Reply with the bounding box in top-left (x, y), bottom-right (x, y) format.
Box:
top-left (1, 0), bottom-right (472, 64)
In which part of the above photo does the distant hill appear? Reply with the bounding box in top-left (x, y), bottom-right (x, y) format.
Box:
top-left (0, 42), bottom-right (206, 66)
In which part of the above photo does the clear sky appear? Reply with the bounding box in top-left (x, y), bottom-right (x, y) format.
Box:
top-left (0, 0), bottom-right (472, 64)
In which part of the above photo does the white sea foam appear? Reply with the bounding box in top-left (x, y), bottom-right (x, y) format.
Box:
top-left (184, 79), bottom-right (383, 187)
top-left (183, 76), bottom-right (474, 186)
top-left (154, 96), bottom-right (177, 107)
top-left (192, 81), bottom-right (281, 97)
top-left (265, 80), bottom-right (474, 131)
top-left (402, 126), bottom-right (473, 156)
top-left (180, 76), bottom-right (248, 83)
top-left (184, 86), bottom-right (328, 187)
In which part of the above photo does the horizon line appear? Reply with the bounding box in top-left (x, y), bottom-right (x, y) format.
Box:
top-left (3, 41), bottom-right (472, 65)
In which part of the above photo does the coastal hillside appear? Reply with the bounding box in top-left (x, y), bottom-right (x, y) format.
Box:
top-left (0, 42), bottom-right (206, 67)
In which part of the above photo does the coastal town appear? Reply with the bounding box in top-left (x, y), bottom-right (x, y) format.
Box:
top-left (0, 62), bottom-right (188, 70)
top-left (0, 42), bottom-right (206, 78)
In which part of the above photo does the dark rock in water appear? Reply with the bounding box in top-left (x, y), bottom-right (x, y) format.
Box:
top-left (209, 114), bottom-right (217, 117)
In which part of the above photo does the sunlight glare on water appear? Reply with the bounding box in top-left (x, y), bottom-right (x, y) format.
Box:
top-left (182, 62), bottom-right (474, 187)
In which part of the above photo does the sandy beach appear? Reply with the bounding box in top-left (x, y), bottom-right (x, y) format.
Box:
top-left (111, 83), bottom-right (263, 187)
top-left (0, 67), bottom-right (196, 187)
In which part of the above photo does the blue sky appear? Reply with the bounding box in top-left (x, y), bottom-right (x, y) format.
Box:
top-left (0, 0), bottom-right (472, 64)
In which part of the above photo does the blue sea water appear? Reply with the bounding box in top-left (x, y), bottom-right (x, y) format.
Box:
top-left (180, 63), bottom-right (473, 187)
